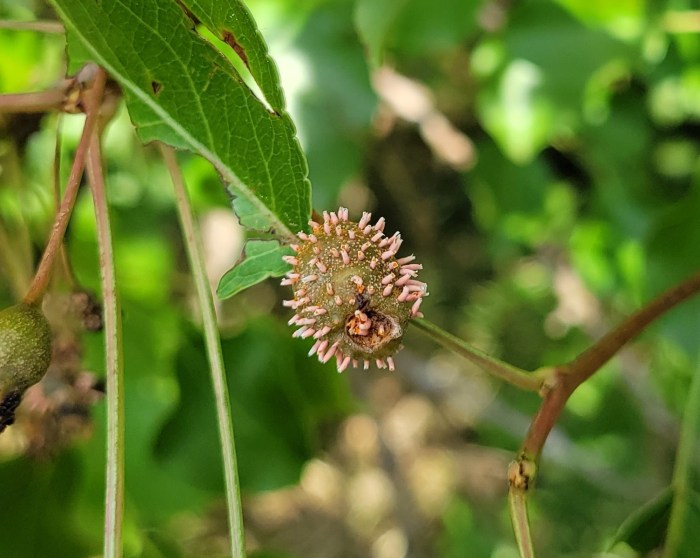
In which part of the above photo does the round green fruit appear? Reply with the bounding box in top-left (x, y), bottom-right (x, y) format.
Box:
top-left (0, 303), bottom-right (52, 396)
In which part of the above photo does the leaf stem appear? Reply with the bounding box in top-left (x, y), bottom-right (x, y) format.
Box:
top-left (161, 145), bottom-right (247, 558)
top-left (412, 318), bottom-right (543, 391)
top-left (22, 67), bottom-right (102, 305)
top-left (83, 68), bottom-right (125, 558)
top-left (52, 116), bottom-right (76, 287)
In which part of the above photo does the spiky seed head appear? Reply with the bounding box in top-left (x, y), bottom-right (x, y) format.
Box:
top-left (282, 207), bottom-right (427, 372)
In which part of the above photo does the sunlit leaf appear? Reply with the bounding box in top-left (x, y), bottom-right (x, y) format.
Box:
top-left (51, 0), bottom-right (311, 239)
top-left (179, 0), bottom-right (286, 112)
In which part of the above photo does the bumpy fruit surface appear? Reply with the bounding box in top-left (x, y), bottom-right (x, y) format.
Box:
top-left (282, 207), bottom-right (427, 372)
top-left (0, 303), bottom-right (52, 395)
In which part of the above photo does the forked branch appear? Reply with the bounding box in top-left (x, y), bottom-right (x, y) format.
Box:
top-left (510, 270), bottom-right (700, 557)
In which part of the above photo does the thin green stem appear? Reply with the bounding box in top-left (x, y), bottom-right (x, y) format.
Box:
top-left (663, 358), bottom-right (700, 557)
top-left (508, 489), bottom-right (535, 558)
top-left (84, 70), bottom-right (124, 558)
top-left (161, 145), bottom-right (246, 558)
top-left (412, 318), bottom-right (543, 391)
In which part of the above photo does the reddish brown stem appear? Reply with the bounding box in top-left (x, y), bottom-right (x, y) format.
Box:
top-left (509, 270), bottom-right (700, 556)
top-left (566, 270), bottom-right (700, 381)
top-left (521, 269), bottom-right (700, 462)
top-left (23, 66), bottom-right (106, 305)
top-left (0, 19), bottom-right (64, 33)
top-left (0, 85), bottom-right (70, 114)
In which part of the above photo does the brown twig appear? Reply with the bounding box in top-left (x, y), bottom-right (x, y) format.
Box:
top-left (22, 65), bottom-right (105, 305)
top-left (0, 83), bottom-right (72, 114)
top-left (0, 19), bottom-right (64, 33)
top-left (521, 270), bottom-right (700, 461)
top-left (508, 270), bottom-right (700, 556)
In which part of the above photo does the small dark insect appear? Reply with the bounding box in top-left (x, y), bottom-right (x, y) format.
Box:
top-left (0, 391), bottom-right (22, 433)
top-left (354, 290), bottom-right (371, 313)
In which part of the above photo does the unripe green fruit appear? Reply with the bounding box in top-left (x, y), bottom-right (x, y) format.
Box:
top-left (0, 303), bottom-right (52, 396)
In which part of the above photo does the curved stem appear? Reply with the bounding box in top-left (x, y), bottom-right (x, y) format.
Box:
top-left (509, 270), bottom-right (700, 557)
top-left (161, 145), bottom-right (247, 558)
top-left (22, 67), bottom-right (102, 305)
top-left (565, 270), bottom-right (700, 380)
top-left (52, 115), bottom-right (76, 287)
top-left (663, 358), bottom-right (700, 557)
top-left (412, 318), bottom-right (543, 391)
top-left (522, 270), bottom-right (700, 461)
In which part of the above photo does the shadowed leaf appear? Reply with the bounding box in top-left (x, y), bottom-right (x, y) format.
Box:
top-left (218, 240), bottom-right (292, 299)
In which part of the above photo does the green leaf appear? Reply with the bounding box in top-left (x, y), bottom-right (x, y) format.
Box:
top-left (51, 0), bottom-right (311, 240)
top-left (476, 2), bottom-right (629, 163)
top-left (606, 487), bottom-right (673, 553)
top-left (354, 0), bottom-right (408, 66)
top-left (0, 454), bottom-right (95, 557)
top-left (177, 0), bottom-right (286, 112)
top-left (217, 239), bottom-right (292, 299)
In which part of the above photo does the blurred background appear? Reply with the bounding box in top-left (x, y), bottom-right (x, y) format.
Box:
top-left (1, 0), bottom-right (699, 557)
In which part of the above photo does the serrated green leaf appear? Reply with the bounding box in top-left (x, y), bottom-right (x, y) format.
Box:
top-left (217, 240), bottom-right (291, 299)
top-left (51, 0), bottom-right (311, 240)
top-left (178, 0), bottom-right (286, 112)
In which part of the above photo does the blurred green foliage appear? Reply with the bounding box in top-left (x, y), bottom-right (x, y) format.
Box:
top-left (1, 0), bottom-right (700, 557)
